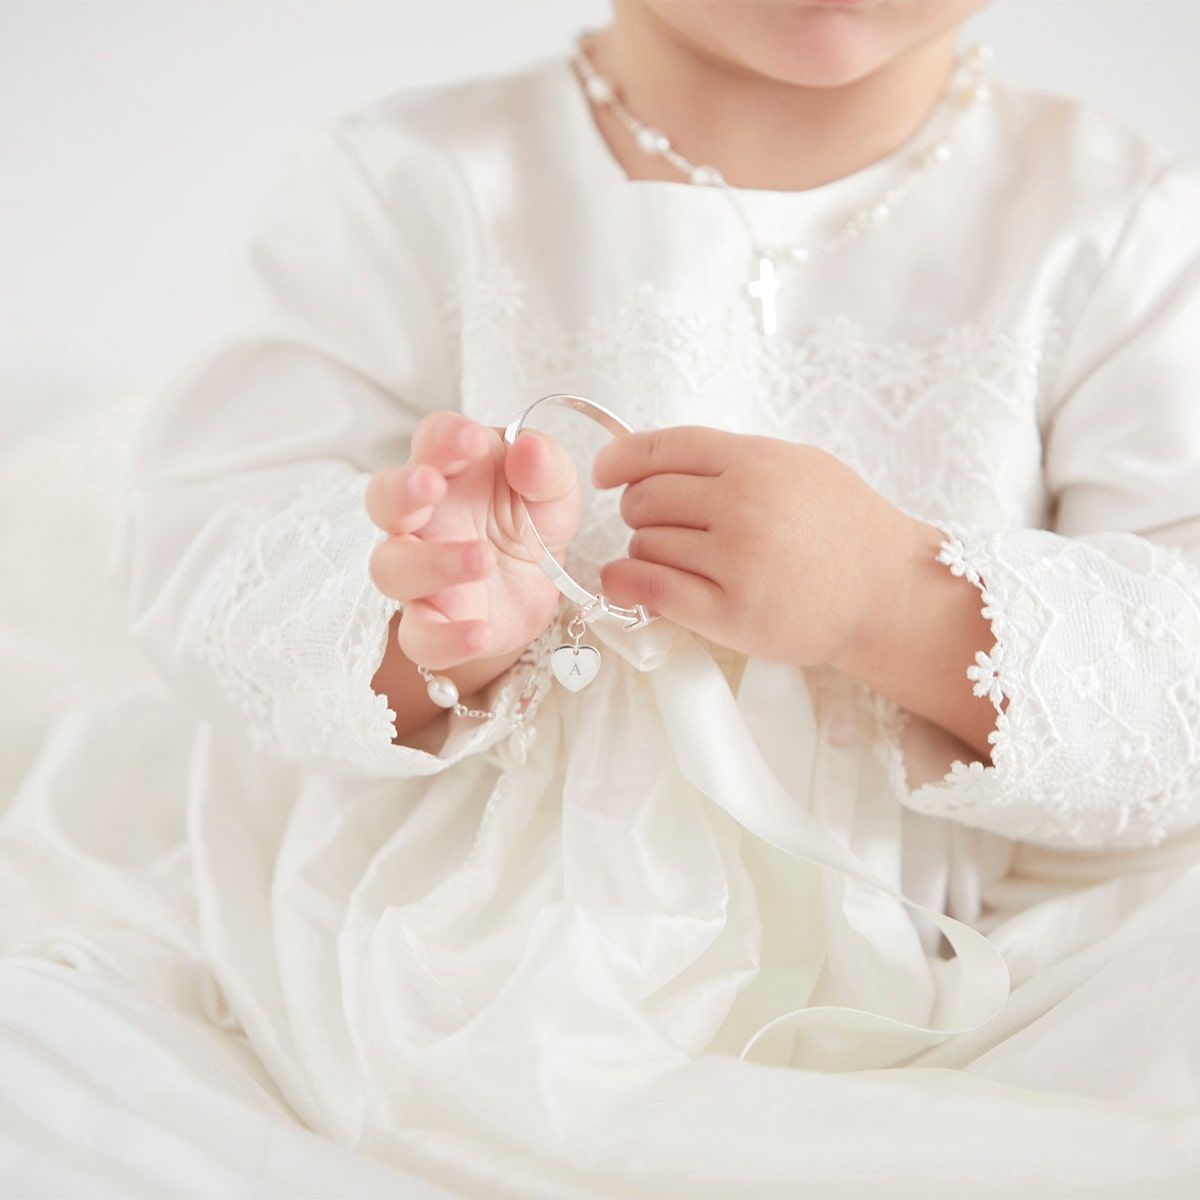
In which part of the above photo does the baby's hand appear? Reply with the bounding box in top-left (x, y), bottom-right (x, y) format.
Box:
top-left (365, 411), bottom-right (580, 670)
top-left (592, 424), bottom-right (920, 670)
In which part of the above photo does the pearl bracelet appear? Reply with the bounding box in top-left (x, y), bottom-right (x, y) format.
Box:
top-left (417, 662), bottom-right (501, 720)
top-left (410, 604), bottom-right (564, 755)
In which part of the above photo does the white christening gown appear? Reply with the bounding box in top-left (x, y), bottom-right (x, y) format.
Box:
top-left (4, 45), bottom-right (1200, 1198)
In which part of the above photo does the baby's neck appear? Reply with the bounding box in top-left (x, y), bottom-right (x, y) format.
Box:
top-left (585, 11), bottom-right (961, 193)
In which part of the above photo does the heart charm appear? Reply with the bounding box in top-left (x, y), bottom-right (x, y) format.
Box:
top-left (551, 644), bottom-right (601, 692)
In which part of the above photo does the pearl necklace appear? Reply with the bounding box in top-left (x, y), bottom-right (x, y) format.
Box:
top-left (571, 37), bottom-right (995, 335)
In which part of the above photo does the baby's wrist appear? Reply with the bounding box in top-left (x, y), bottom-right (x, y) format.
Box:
top-left (424, 643), bottom-right (527, 710)
top-left (828, 514), bottom-right (929, 681)
top-left (415, 599), bottom-right (565, 724)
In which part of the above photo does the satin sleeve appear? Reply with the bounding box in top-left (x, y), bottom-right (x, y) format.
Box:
top-left (110, 120), bottom-right (553, 779)
top-left (879, 157), bottom-right (1200, 849)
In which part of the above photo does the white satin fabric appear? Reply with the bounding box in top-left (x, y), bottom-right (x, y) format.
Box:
top-left (4, 47), bottom-right (1200, 1197)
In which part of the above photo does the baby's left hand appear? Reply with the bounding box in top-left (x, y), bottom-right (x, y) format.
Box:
top-left (593, 425), bottom-right (921, 670)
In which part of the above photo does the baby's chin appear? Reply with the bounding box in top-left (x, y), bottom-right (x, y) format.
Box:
top-left (742, 13), bottom-right (929, 89)
top-left (650, 0), bottom-right (979, 91)
top-left (756, 29), bottom-right (894, 91)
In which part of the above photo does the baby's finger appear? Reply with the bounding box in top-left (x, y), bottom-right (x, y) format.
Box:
top-left (364, 461), bottom-right (447, 534)
top-left (410, 410), bottom-right (496, 478)
top-left (503, 428), bottom-right (580, 550)
top-left (397, 598), bottom-right (492, 670)
top-left (599, 556), bottom-right (723, 634)
top-left (369, 535), bottom-right (494, 601)
top-left (503, 428), bottom-right (577, 503)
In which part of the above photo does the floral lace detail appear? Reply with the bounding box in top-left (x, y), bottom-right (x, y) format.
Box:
top-left (875, 519), bottom-right (1200, 850)
top-left (181, 465), bottom-right (559, 779)
top-left (447, 266), bottom-right (1066, 588)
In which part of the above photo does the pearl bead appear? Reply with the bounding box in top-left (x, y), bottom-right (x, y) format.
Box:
top-left (636, 126), bottom-right (669, 155)
top-left (690, 164), bottom-right (723, 186)
top-left (787, 245), bottom-right (811, 262)
top-left (957, 78), bottom-right (990, 107)
top-left (923, 142), bottom-right (952, 167)
top-left (584, 74), bottom-right (613, 104)
top-left (426, 674), bottom-right (459, 709)
top-left (872, 202), bottom-right (891, 221)
top-left (966, 43), bottom-right (994, 66)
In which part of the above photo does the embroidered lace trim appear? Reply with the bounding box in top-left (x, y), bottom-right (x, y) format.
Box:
top-left (181, 465), bottom-right (561, 778)
top-left (873, 519), bottom-right (1200, 849)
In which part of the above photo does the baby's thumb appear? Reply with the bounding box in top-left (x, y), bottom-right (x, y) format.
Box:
top-left (500, 428), bottom-right (581, 552)
top-left (502, 428), bottom-right (577, 504)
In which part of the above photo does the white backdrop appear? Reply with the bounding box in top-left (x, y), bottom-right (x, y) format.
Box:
top-left (3, 0), bottom-right (1199, 435)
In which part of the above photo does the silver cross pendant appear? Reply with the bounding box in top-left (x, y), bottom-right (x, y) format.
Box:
top-left (747, 255), bottom-right (781, 337)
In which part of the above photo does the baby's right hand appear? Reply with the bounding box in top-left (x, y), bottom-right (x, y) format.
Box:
top-left (365, 410), bottom-right (581, 670)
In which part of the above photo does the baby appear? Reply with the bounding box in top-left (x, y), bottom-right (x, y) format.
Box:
top-left (366, 0), bottom-right (999, 765)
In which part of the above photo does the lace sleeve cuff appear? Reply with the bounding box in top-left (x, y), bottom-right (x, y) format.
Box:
top-left (873, 518), bottom-right (1200, 850)
top-left (180, 466), bottom-right (561, 779)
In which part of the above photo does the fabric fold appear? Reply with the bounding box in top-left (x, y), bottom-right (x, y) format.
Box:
top-left (647, 634), bottom-right (1011, 1069)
